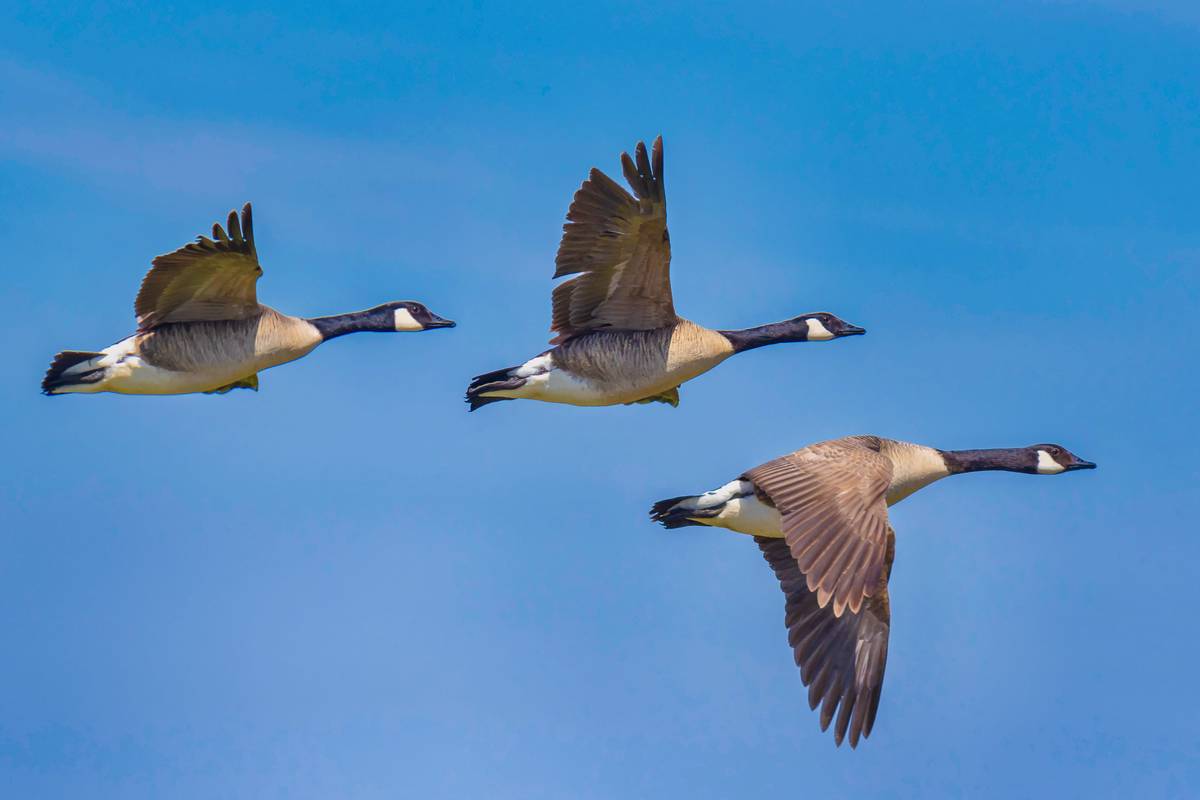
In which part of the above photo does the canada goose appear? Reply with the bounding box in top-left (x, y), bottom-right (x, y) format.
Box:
top-left (650, 435), bottom-right (1096, 747)
top-left (465, 137), bottom-right (864, 411)
top-left (42, 203), bottom-right (455, 396)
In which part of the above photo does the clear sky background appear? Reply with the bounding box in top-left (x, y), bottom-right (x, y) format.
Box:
top-left (2, 2), bottom-right (1198, 797)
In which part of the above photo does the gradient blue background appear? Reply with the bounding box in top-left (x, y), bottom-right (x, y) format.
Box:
top-left (3, 2), bottom-right (1198, 797)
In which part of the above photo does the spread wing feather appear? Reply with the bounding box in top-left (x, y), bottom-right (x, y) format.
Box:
top-left (134, 203), bottom-right (262, 330)
top-left (757, 530), bottom-right (893, 748)
top-left (550, 137), bottom-right (673, 342)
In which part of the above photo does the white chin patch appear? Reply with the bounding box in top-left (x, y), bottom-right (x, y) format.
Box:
top-left (393, 308), bottom-right (423, 331)
top-left (1036, 450), bottom-right (1065, 474)
top-left (805, 318), bottom-right (835, 341)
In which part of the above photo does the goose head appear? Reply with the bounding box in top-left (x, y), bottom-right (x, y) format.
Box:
top-left (941, 443), bottom-right (1096, 475)
top-left (1028, 443), bottom-right (1097, 474)
top-left (385, 301), bottom-right (457, 331)
top-left (793, 312), bottom-right (866, 341)
top-left (718, 312), bottom-right (866, 353)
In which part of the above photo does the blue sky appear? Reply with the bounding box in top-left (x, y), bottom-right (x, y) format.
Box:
top-left (2, 1), bottom-right (1198, 796)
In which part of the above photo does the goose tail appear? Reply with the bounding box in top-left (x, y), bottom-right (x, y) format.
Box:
top-left (649, 495), bottom-right (718, 529)
top-left (41, 350), bottom-right (107, 395)
top-left (465, 364), bottom-right (526, 411)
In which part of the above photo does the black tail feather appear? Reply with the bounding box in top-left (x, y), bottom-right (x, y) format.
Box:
top-left (466, 393), bottom-right (513, 412)
top-left (42, 350), bottom-right (105, 395)
top-left (465, 364), bottom-right (525, 412)
top-left (467, 365), bottom-right (519, 392)
top-left (649, 495), bottom-right (713, 529)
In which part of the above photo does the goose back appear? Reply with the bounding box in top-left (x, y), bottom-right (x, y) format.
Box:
top-left (550, 319), bottom-right (733, 403)
top-left (136, 306), bottom-right (321, 383)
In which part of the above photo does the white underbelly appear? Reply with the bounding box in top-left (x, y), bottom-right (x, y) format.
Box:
top-left (486, 353), bottom-right (714, 406)
top-left (67, 337), bottom-right (264, 395)
top-left (700, 494), bottom-right (783, 538)
top-left (102, 359), bottom-right (253, 394)
top-left (678, 479), bottom-right (784, 537)
top-left (540, 368), bottom-right (641, 405)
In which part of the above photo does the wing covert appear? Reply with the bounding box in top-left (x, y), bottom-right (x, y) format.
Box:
top-left (744, 436), bottom-right (893, 617)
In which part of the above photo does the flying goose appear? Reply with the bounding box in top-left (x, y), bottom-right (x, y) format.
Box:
top-left (465, 137), bottom-right (864, 410)
top-left (42, 203), bottom-right (455, 396)
top-left (650, 435), bottom-right (1096, 747)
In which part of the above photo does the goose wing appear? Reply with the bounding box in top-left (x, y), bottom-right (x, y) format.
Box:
top-left (134, 203), bottom-right (263, 330)
top-left (550, 136), bottom-right (674, 343)
top-left (756, 529), bottom-right (893, 748)
top-left (743, 436), bottom-right (893, 617)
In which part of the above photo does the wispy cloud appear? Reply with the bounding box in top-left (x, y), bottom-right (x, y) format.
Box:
top-left (0, 57), bottom-right (502, 258)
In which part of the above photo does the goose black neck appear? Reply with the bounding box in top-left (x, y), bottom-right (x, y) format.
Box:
top-left (307, 307), bottom-right (394, 341)
top-left (940, 448), bottom-right (1034, 475)
top-left (718, 320), bottom-right (807, 353)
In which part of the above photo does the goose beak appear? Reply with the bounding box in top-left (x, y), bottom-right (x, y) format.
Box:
top-left (424, 314), bottom-right (457, 329)
top-left (1066, 458), bottom-right (1097, 471)
top-left (837, 323), bottom-right (866, 337)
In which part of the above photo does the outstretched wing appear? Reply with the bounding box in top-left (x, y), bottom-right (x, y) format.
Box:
top-left (135, 203), bottom-right (262, 330)
top-left (756, 529), bottom-right (894, 748)
top-left (743, 436), bottom-right (893, 617)
top-left (550, 136), bottom-right (674, 342)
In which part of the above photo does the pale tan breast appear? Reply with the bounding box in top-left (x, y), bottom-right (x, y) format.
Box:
top-left (879, 439), bottom-right (951, 506)
top-left (250, 306), bottom-right (323, 369)
top-left (664, 319), bottom-right (735, 374)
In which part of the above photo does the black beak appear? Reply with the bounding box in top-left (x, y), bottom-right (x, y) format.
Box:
top-left (423, 313), bottom-right (456, 329)
top-left (1066, 458), bottom-right (1097, 471)
top-left (837, 323), bottom-right (867, 337)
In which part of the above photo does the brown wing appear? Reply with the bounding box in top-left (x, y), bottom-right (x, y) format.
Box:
top-left (134, 203), bottom-right (263, 330)
top-left (757, 530), bottom-right (894, 748)
top-left (743, 436), bottom-right (892, 617)
top-left (550, 136), bottom-right (674, 343)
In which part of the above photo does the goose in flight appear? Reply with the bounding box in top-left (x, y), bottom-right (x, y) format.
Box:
top-left (651, 435), bottom-right (1096, 747)
top-left (465, 137), bottom-right (864, 410)
top-left (42, 203), bottom-right (455, 396)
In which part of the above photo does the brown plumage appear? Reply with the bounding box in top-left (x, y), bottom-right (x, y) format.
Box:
top-left (549, 318), bottom-right (732, 391)
top-left (133, 307), bottom-right (321, 373)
